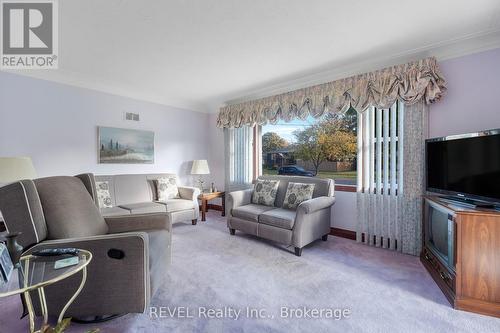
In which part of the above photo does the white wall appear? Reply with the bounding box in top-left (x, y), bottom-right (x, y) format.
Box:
top-left (331, 191), bottom-right (356, 230)
top-left (0, 72), bottom-right (209, 185)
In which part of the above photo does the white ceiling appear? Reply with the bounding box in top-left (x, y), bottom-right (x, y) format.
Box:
top-left (7, 0), bottom-right (500, 113)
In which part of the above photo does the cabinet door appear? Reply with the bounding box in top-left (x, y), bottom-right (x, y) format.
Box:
top-left (458, 214), bottom-right (500, 303)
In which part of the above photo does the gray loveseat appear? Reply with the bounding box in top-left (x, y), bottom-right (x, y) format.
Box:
top-left (95, 173), bottom-right (200, 225)
top-left (0, 173), bottom-right (171, 318)
top-left (227, 175), bottom-right (335, 256)
top-left (227, 176), bottom-right (335, 256)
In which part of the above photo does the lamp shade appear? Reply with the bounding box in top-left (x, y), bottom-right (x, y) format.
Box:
top-left (191, 160), bottom-right (210, 175)
top-left (0, 157), bottom-right (37, 183)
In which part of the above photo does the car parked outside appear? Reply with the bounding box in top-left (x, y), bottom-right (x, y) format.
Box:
top-left (277, 165), bottom-right (315, 177)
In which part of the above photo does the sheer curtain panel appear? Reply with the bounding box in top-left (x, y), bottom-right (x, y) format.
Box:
top-left (224, 126), bottom-right (254, 193)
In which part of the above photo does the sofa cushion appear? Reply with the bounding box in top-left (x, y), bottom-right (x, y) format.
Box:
top-left (231, 204), bottom-right (275, 222)
top-left (34, 176), bottom-right (108, 239)
top-left (251, 179), bottom-right (280, 206)
top-left (157, 199), bottom-right (195, 212)
top-left (119, 202), bottom-right (166, 214)
top-left (95, 181), bottom-right (113, 208)
top-left (282, 182), bottom-right (315, 210)
top-left (100, 206), bottom-right (131, 217)
top-left (258, 223), bottom-right (293, 244)
top-left (114, 174), bottom-right (152, 205)
top-left (259, 208), bottom-right (296, 229)
top-left (156, 176), bottom-right (180, 201)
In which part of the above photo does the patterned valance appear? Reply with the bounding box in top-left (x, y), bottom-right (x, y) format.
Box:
top-left (217, 57), bottom-right (447, 128)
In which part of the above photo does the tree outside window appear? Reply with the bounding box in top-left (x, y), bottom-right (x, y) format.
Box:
top-left (262, 108), bottom-right (358, 185)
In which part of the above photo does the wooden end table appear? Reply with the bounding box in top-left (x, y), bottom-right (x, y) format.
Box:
top-left (198, 191), bottom-right (225, 222)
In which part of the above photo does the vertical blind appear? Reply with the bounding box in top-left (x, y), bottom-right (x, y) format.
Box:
top-left (357, 101), bottom-right (404, 250)
top-left (224, 126), bottom-right (254, 192)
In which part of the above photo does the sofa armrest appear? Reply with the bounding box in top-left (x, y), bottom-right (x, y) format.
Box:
top-left (293, 197), bottom-right (335, 248)
top-left (227, 189), bottom-right (253, 213)
top-left (23, 232), bottom-right (151, 316)
top-left (105, 212), bottom-right (171, 233)
top-left (178, 186), bottom-right (201, 201)
top-left (75, 173), bottom-right (98, 207)
top-left (297, 196), bottom-right (336, 214)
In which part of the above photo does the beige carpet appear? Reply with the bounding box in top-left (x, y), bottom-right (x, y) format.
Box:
top-left (1, 211), bottom-right (499, 332)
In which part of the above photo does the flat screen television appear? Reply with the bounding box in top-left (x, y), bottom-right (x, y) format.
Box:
top-left (426, 128), bottom-right (500, 205)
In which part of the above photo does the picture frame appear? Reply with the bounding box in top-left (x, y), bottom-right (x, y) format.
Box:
top-left (98, 126), bottom-right (155, 164)
top-left (0, 243), bottom-right (14, 283)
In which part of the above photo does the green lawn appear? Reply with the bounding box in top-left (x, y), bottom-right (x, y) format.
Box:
top-left (263, 168), bottom-right (357, 183)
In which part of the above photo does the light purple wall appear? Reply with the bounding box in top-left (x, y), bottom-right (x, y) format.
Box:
top-left (0, 72), bottom-right (210, 184)
top-left (429, 48), bottom-right (500, 138)
top-left (208, 113), bottom-right (225, 188)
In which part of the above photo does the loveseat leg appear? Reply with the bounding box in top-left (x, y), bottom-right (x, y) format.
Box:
top-left (322, 234), bottom-right (328, 241)
top-left (192, 219), bottom-right (197, 225)
top-left (229, 228), bottom-right (235, 235)
top-left (294, 247), bottom-right (302, 256)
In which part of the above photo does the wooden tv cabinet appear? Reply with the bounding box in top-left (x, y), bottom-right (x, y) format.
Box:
top-left (421, 196), bottom-right (500, 318)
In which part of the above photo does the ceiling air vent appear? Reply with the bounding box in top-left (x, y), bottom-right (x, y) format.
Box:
top-left (125, 112), bottom-right (140, 121)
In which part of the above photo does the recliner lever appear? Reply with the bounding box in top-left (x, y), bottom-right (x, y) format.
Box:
top-left (107, 248), bottom-right (125, 259)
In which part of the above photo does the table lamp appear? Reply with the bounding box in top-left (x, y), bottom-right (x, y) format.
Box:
top-left (0, 157), bottom-right (37, 184)
top-left (191, 160), bottom-right (210, 192)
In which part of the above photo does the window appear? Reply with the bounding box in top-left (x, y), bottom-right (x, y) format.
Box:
top-left (357, 101), bottom-right (404, 195)
top-left (261, 108), bottom-right (358, 186)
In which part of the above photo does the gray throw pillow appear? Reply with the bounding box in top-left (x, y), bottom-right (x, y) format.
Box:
top-left (251, 179), bottom-right (280, 206)
top-left (282, 182), bottom-right (315, 210)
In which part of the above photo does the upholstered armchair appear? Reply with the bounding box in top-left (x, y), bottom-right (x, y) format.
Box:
top-left (0, 173), bottom-right (171, 319)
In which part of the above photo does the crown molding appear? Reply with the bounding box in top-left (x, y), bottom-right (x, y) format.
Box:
top-left (210, 29), bottom-right (500, 111)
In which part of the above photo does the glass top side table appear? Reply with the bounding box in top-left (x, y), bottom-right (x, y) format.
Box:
top-left (0, 249), bottom-right (92, 333)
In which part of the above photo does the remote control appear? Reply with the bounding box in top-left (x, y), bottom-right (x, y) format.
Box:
top-left (32, 248), bottom-right (79, 257)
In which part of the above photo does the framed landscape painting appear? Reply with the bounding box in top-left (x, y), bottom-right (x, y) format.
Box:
top-left (98, 126), bottom-right (154, 164)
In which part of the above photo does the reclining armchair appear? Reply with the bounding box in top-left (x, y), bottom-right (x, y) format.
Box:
top-left (0, 173), bottom-right (171, 319)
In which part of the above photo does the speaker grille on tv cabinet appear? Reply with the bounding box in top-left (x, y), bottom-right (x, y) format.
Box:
top-left (125, 112), bottom-right (140, 121)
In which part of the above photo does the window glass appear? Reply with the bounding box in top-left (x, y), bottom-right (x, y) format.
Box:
top-left (261, 107), bottom-right (358, 185)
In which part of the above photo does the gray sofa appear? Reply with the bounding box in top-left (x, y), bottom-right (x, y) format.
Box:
top-left (227, 175), bottom-right (335, 256)
top-left (0, 173), bottom-right (171, 318)
top-left (95, 173), bottom-right (200, 225)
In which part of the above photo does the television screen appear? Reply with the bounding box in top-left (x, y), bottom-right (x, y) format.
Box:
top-left (426, 131), bottom-right (500, 202)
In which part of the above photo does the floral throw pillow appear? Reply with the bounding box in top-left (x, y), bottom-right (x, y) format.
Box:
top-left (156, 177), bottom-right (180, 201)
top-left (95, 181), bottom-right (113, 208)
top-left (251, 179), bottom-right (280, 206)
top-left (282, 182), bottom-right (315, 210)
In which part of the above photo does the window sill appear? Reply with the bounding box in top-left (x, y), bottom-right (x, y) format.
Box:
top-left (335, 185), bottom-right (357, 193)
